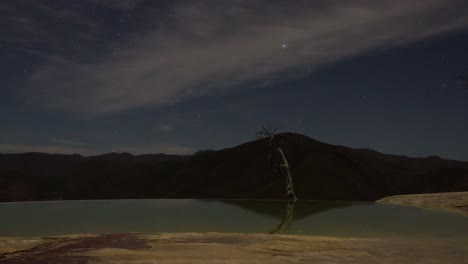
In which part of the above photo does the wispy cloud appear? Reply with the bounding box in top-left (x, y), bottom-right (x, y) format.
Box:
top-left (0, 142), bottom-right (194, 155)
top-left (156, 123), bottom-right (174, 133)
top-left (50, 138), bottom-right (86, 146)
top-left (0, 143), bottom-right (93, 155)
top-left (117, 144), bottom-right (195, 155)
top-left (12, 0), bottom-right (468, 116)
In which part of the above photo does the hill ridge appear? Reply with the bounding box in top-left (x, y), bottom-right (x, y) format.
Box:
top-left (1, 133), bottom-right (467, 202)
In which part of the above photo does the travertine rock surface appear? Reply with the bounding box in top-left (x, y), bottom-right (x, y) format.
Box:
top-left (1, 233), bottom-right (467, 264)
top-left (377, 191), bottom-right (468, 216)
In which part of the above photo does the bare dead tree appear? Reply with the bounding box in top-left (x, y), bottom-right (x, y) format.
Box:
top-left (257, 126), bottom-right (298, 201)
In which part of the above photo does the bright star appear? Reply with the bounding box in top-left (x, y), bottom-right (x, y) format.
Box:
top-left (282, 43), bottom-right (287, 49)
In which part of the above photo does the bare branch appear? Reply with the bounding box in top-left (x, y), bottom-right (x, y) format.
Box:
top-left (457, 73), bottom-right (468, 89)
top-left (256, 125), bottom-right (280, 141)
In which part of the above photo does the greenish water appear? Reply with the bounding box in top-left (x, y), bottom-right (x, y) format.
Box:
top-left (0, 199), bottom-right (466, 238)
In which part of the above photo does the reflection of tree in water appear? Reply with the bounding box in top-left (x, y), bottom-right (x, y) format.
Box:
top-left (219, 200), bottom-right (354, 234)
top-left (269, 200), bottom-right (296, 234)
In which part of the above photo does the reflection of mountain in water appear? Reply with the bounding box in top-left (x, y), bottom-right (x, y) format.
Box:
top-left (220, 200), bottom-right (355, 233)
top-left (221, 200), bottom-right (354, 220)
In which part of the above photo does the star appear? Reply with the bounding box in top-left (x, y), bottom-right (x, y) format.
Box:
top-left (282, 43), bottom-right (287, 49)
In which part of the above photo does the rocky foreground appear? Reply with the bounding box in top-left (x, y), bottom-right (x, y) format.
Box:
top-left (377, 191), bottom-right (468, 216)
top-left (1, 233), bottom-right (467, 264)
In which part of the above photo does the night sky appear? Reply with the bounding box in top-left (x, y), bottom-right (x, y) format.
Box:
top-left (1, 0), bottom-right (468, 160)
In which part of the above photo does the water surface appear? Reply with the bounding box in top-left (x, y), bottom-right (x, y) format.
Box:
top-left (0, 199), bottom-right (466, 239)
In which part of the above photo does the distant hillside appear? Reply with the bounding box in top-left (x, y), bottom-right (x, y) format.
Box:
top-left (1, 133), bottom-right (467, 202)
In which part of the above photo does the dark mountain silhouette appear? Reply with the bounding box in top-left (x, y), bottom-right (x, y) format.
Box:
top-left (1, 133), bottom-right (467, 202)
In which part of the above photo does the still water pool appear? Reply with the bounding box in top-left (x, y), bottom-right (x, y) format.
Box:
top-left (0, 199), bottom-right (466, 238)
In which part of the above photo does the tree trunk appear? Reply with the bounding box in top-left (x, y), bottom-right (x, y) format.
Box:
top-left (277, 147), bottom-right (297, 201)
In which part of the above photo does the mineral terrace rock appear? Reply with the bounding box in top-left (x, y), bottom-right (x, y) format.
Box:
top-left (377, 191), bottom-right (468, 216)
top-left (1, 233), bottom-right (467, 264)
